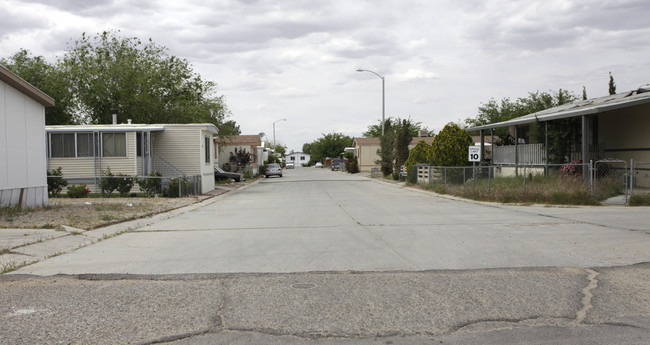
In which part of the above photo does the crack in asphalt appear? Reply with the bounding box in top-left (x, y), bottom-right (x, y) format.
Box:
top-left (571, 268), bottom-right (600, 326)
top-left (136, 329), bottom-right (213, 345)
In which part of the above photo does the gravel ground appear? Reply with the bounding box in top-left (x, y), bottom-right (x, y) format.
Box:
top-left (0, 189), bottom-right (227, 230)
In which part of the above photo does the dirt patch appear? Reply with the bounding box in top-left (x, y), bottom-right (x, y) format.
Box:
top-left (0, 189), bottom-right (229, 230)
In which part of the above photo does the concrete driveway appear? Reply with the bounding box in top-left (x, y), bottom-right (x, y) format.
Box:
top-left (14, 167), bottom-right (650, 275)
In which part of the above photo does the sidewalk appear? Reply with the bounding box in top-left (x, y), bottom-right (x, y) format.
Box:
top-left (0, 183), bottom-right (256, 273)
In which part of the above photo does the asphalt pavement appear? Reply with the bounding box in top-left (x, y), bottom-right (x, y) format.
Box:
top-left (1, 167), bottom-right (649, 344)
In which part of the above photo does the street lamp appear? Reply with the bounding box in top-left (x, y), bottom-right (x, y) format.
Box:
top-left (273, 118), bottom-right (287, 151)
top-left (356, 68), bottom-right (385, 136)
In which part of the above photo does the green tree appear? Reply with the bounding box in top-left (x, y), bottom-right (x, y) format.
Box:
top-left (376, 119), bottom-right (395, 176)
top-left (363, 117), bottom-right (426, 138)
top-left (273, 144), bottom-right (287, 157)
top-left (431, 123), bottom-right (473, 166)
top-left (310, 132), bottom-right (353, 162)
top-left (219, 120), bottom-right (241, 136)
top-left (394, 119), bottom-right (412, 171)
top-left (61, 30), bottom-right (232, 128)
top-left (0, 49), bottom-right (74, 124)
top-left (582, 86), bottom-right (587, 100)
top-left (465, 89), bottom-right (576, 144)
top-left (302, 143), bottom-right (312, 154)
top-left (609, 72), bottom-right (616, 95)
top-left (404, 140), bottom-right (433, 167)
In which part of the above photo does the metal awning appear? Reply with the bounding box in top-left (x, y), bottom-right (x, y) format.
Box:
top-left (46, 124), bottom-right (165, 132)
top-left (468, 90), bottom-right (650, 131)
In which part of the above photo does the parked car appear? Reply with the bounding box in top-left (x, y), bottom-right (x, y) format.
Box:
top-left (315, 162), bottom-right (323, 168)
top-left (265, 163), bottom-right (282, 177)
top-left (285, 162), bottom-right (294, 169)
top-left (331, 159), bottom-right (342, 171)
top-left (214, 167), bottom-right (244, 182)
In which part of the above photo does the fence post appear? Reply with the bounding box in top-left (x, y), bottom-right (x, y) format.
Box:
top-left (463, 167), bottom-right (466, 187)
top-left (630, 159), bottom-right (635, 195)
top-left (472, 162), bottom-right (476, 188)
top-left (590, 160), bottom-right (595, 197)
top-left (523, 165), bottom-right (527, 192)
top-left (444, 167), bottom-right (447, 185)
top-left (488, 165), bottom-right (491, 192)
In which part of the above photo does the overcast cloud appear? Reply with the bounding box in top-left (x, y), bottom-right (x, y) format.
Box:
top-left (2, 0), bottom-right (650, 151)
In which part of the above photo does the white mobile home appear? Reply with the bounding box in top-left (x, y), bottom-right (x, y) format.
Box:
top-left (0, 65), bottom-right (54, 208)
top-left (46, 123), bottom-right (218, 194)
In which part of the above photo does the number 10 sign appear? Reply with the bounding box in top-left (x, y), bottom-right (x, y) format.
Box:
top-left (468, 146), bottom-right (481, 162)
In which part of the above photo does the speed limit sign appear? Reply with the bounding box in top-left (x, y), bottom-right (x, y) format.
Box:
top-left (468, 146), bottom-right (481, 162)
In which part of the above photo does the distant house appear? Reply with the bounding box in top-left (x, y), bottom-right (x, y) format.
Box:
top-left (46, 123), bottom-right (218, 194)
top-left (353, 136), bottom-right (436, 172)
top-left (214, 134), bottom-right (262, 173)
top-left (286, 152), bottom-right (311, 166)
top-left (0, 65), bottom-right (55, 208)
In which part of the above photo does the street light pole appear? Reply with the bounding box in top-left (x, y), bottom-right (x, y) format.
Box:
top-left (273, 118), bottom-right (287, 151)
top-left (357, 68), bottom-right (385, 136)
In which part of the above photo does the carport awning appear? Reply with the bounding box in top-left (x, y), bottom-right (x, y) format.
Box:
top-left (468, 90), bottom-right (650, 131)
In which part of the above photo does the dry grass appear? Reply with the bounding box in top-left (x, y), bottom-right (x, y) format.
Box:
top-left (419, 174), bottom-right (600, 205)
top-left (0, 196), bottom-right (206, 230)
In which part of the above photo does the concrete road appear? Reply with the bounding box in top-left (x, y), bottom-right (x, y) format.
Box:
top-left (13, 167), bottom-right (650, 275)
top-left (4, 167), bottom-right (650, 344)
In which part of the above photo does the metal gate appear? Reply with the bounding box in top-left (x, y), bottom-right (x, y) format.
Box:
top-left (631, 161), bottom-right (650, 194)
top-left (593, 160), bottom-right (628, 205)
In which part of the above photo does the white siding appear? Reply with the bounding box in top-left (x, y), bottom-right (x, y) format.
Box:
top-left (0, 79), bottom-right (48, 207)
top-left (153, 126), bottom-right (200, 174)
top-left (153, 125), bottom-right (216, 193)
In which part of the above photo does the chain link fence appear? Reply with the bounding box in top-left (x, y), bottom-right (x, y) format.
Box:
top-left (407, 160), bottom-right (635, 205)
top-left (631, 161), bottom-right (650, 195)
top-left (593, 160), bottom-right (628, 204)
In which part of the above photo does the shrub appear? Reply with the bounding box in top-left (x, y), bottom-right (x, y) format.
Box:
top-left (137, 171), bottom-right (162, 196)
top-left (345, 155), bottom-right (359, 174)
top-left (116, 175), bottom-right (134, 197)
top-left (561, 160), bottom-right (583, 177)
top-left (167, 177), bottom-right (190, 198)
top-left (67, 184), bottom-right (90, 198)
top-left (47, 166), bottom-right (68, 197)
top-left (243, 170), bottom-right (253, 179)
top-left (101, 167), bottom-right (119, 195)
top-left (430, 123), bottom-right (473, 166)
top-left (101, 167), bottom-right (133, 196)
top-left (629, 193), bottom-right (650, 206)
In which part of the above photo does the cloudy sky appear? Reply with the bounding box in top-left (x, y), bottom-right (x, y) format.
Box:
top-left (2, 0), bottom-right (650, 151)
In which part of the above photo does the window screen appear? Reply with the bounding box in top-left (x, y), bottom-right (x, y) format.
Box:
top-left (102, 133), bottom-right (126, 157)
top-left (76, 133), bottom-right (94, 157)
top-left (50, 133), bottom-right (75, 157)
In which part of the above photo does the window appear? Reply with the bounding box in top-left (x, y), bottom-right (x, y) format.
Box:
top-left (50, 133), bottom-right (75, 157)
top-left (290, 156), bottom-right (296, 161)
top-left (102, 133), bottom-right (126, 157)
top-left (76, 133), bottom-right (94, 157)
top-left (300, 156), bottom-right (306, 161)
top-left (204, 136), bottom-right (211, 163)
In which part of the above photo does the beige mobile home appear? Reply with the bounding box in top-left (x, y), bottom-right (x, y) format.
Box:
top-left (46, 123), bottom-right (218, 194)
top-left (0, 65), bottom-right (54, 208)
